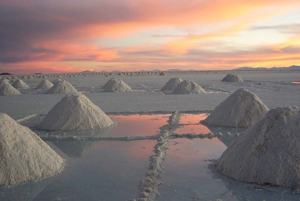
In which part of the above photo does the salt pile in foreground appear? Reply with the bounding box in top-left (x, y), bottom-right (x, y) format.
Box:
top-left (38, 94), bottom-right (113, 131)
top-left (161, 78), bottom-right (183, 91)
top-left (172, 80), bottom-right (206, 94)
top-left (222, 74), bottom-right (243, 82)
top-left (202, 88), bottom-right (269, 128)
top-left (0, 83), bottom-right (21, 96)
top-left (36, 79), bottom-right (54, 90)
top-left (47, 80), bottom-right (78, 94)
top-left (216, 106), bottom-right (300, 188)
top-left (0, 113), bottom-right (64, 186)
top-left (102, 78), bottom-right (132, 92)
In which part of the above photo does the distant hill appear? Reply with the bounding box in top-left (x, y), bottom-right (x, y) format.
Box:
top-left (234, 65), bottom-right (300, 71)
top-left (0, 72), bottom-right (12, 75)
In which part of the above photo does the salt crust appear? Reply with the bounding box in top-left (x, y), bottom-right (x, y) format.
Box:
top-left (0, 83), bottom-right (21, 96)
top-left (160, 78), bottom-right (183, 91)
top-left (102, 78), bottom-right (132, 92)
top-left (12, 79), bottom-right (29, 89)
top-left (172, 80), bottom-right (206, 94)
top-left (38, 94), bottom-right (113, 131)
top-left (47, 80), bottom-right (78, 94)
top-left (202, 88), bottom-right (269, 128)
top-left (222, 74), bottom-right (244, 82)
top-left (0, 113), bottom-right (64, 186)
top-left (36, 79), bottom-right (53, 90)
top-left (216, 106), bottom-right (300, 188)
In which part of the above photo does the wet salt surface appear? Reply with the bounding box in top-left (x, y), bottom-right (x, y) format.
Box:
top-left (1, 112), bottom-right (300, 201)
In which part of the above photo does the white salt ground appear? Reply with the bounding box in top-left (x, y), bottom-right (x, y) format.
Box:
top-left (38, 94), bottom-right (113, 131)
top-left (0, 113), bottom-right (64, 186)
top-left (202, 88), bottom-right (269, 128)
top-left (216, 106), bottom-right (300, 188)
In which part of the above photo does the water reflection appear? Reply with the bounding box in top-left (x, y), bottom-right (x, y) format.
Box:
top-left (52, 141), bottom-right (97, 158)
top-left (174, 114), bottom-right (211, 134)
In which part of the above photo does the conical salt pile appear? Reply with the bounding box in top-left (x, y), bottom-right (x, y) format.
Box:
top-left (12, 79), bottom-right (29, 89)
top-left (0, 78), bottom-right (9, 87)
top-left (221, 74), bottom-right (243, 82)
top-left (0, 113), bottom-right (64, 186)
top-left (102, 78), bottom-right (132, 92)
top-left (202, 88), bottom-right (268, 128)
top-left (0, 83), bottom-right (21, 96)
top-left (47, 80), bottom-right (78, 94)
top-left (36, 79), bottom-right (54, 90)
top-left (52, 78), bottom-right (62, 85)
top-left (161, 78), bottom-right (183, 91)
top-left (38, 94), bottom-right (114, 131)
top-left (216, 106), bottom-right (300, 188)
top-left (172, 80), bottom-right (206, 94)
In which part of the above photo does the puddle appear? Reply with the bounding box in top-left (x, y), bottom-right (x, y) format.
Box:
top-left (175, 114), bottom-right (211, 134)
top-left (16, 140), bottom-right (156, 201)
top-left (291, 81), bottom-right (300, 85)
top-left (107, 114), bottom-right (171, 137)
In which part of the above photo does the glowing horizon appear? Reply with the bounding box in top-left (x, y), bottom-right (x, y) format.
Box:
top-left (1, 0), bottom-right (300, 74)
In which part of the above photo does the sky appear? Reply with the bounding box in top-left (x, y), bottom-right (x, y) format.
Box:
top-left (1, 0), bottom-right (300, 74)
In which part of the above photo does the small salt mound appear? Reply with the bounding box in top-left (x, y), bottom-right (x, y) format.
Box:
top-left (36, 79), bottom-right (54, 90)
top-left (52, 79), bottom-right (62, 85)
top-left (221, 74), bottom-right (243, 82)
top-left (202, 88), bottom-right (268, 128)
top-left (216, 107), bottom-right (300, 188)
top-left (172, 80), bottom-right (206, 94)
top-left (47, 80), bottom-right (78, 94)
top-left (102, 78), bottom-right (132, 92)
top-left (0, 83), bottom-right (21, 96)
top-left (0, 78), bottom-right (9, 86)
top-left (12, 79), bottom-right (29, 89)
top-left (38, 94), bottom-right (113, 131)
top-left (161, 78), bottom-right (183, 91)
top-left (0, 113), bottom-right (64, 186)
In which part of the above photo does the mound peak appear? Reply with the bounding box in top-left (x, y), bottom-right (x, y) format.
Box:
top-left (172, 80), bottom-right (206, 94)
top-left (161, 78), bottom-right (183, 91)
top-left (12, 79), bottom-right (29, 89)
top-left (38, 94), bottom-right (113, 131)
top-left (102, 78), bottom-right (132, 92)
top-left (36, 79), bottom-right (54, 90)
top-left (202, 88), bottom-right (268, 128)
top-left (221, 74), bottom-right (243, 82)
top-left (0, 83), bottom-right (21, 96)
top-left (47, 80), bottom-right (78, 94)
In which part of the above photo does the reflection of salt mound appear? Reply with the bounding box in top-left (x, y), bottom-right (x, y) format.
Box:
top-left (216, 107), bottom-right (300, 188)
top-left (12, 79), bottom-right (29, 89)
top-left (36, 79), bottom-right (54, 90)
top-left (161, 78), bottom-right (183, 91)
top-left (172, 80), bottom-right (206, 94)
top-left (202, 88), bottom-right (268, 128)
top-left (47, 80), bottom-right (78, 94)
top-left (222, 74), bottom-right (243, 82)
top-left (0, 113), bottom-right (64, 186)
top-left (0, 83), bottom-right (21, 96)
top-left (53, 141), bottom-right (97, 158)
top-left (38, 94), bottom-right (113, 131)
top-left (102, 78), bottom-right (132, 92)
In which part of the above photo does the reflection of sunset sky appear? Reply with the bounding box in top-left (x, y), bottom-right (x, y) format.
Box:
top-left (175, 113), bottom-right (211, 134)
top-left (108, 114), bottom-right (170, 137)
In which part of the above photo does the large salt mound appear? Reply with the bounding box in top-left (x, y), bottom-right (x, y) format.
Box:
top-left (202, 88), bottom-right (268, 128)
top-left (221, 74), bottom-right (243, 82)
top-left (0, 113), bottom-right (64, 186)
top-left (0, 83), bottom-right (21, 96)
top-left (36, 79), bottom-right (54, 90)
top-left (12, 79), bottom-right (30, 89)
top-left (216, 107), bottom-right (300, 188)
top-left (47, 80), bottom-right (78, 94)
top-left (172, 80), bottom-right (206, 94)
top-left (161, 78), bottom-right (183, 91)
top-left (38, 94), bottom-right (113, 131)
top-left (102, 78), bottom-right (132, 92)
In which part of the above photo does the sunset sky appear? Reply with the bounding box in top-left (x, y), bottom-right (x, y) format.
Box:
top-left (1, 0), bottom-right (300, 74)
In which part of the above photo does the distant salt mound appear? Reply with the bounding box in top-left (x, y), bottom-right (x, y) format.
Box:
top-left (12, 79), bottom-right (29, 89)
top-left (222, 74), bottom-right (243, 82)
top-left (47, 80), bottom-right (78, 94)
top-left (38, 94), bottom-right (113, 131)
top-left (36, 79), bottom-right (54, 90)
top-left (0, 83), bottom-right (21, 96)
top-left (172, 80), bottom-right (206, 94)
top-left (102, 78), bottom-right (132, 92)
top-left (161, 78), bottom-right (183, 91)
top-left (0, 113), bottom-right (64, 186)
top-left (52, 79), bottom-right (62, 85)
top-left (216, 106), bottom-right (300, 188)
top-left (0, 78), bottom-right (9, 86)
top-left (202, 88), bottom-right (268, 128)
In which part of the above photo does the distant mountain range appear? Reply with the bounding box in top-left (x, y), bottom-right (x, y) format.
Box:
top-left (0, 72), bottom-right (12, 75)
top-left (233, 65), bottom-right (300, 71)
